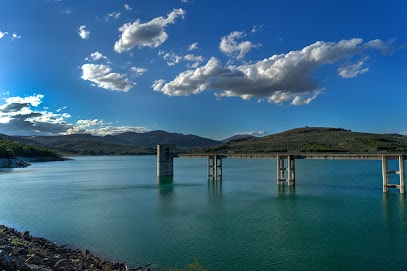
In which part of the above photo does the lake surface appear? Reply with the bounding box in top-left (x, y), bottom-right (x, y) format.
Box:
top-left (0, 155), bottom-right (406, 270)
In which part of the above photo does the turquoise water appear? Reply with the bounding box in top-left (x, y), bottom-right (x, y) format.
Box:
top-left (0, 156), bottom-right (406, 270)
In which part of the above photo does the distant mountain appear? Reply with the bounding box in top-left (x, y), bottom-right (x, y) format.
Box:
top-left (15, 130), bottom-right (222, 155)
top-left (194, 127), bottom-right (407, 154)
top-left (112, 130), bottom-right (221, 148)
top-left (18, 134), bottom-right (153, 156)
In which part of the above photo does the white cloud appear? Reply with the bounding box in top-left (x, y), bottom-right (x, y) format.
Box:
top-left (124, 4), bottom-right (132, 11)
top-left (0, 31), bottom-right (21, 40)
top-left (220, 31), bottom-right (259, 60)
top-left (251, 25), bottom-right (262, 33)
top-left (152, 57), bottom-right (224, 96)
top-left (114, 8), bottom-right (185, 53)
top-left (105, 11), bottom-right (121, 21)
top-left (81, 64), bottom-right (134, 92)
top-left (153, 38), bottom-right (394, 105)
top-left (11, 33), bottom-right (22, 40)
top-left (0, 31), bottom-right (7, 39)
top-left (184, 54), bottom-right (204, 68)
top-left (78, 25), bottom-right (90, 39)
top-left (234, 131), bottom-right (268, 137)
top-left (158, 51), bottom-right (182, 66)
top-left (0, 94), bottom-right (72, 135)
top-left (188, 42), bottom-right (199, 51)
top-left (338, 57), bottom-right (369, 78)
top-left (65, 119), bottom-right (149, 136)
top-left (131, 67), bottom-right (147, 76)
top-left (85, 51), bottom-right (108, 62)
top-left (159, 50), bottom-right (204, 67)
top-left (0, 94), bottom-right (150, 136)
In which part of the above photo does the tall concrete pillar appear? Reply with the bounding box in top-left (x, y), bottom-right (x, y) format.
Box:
top-left (157, 144), bottom-right (175, 178)
top-left (208, 155), bottom-right (222, 181)
top-left (382, 155), bottom-right (406, 194)
top-left (277, 155), bottom-right (295, 185)
top-left (382, 155), bottom-right (389, 192)
top-left (287, 156), bottom-right (295, 186)
top-left (399, 155), bottom-right (405, 194)
top-left (277, 156), bottom-right (285, 185)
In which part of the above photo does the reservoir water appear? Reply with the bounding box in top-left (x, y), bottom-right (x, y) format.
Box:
top-left (0, 155), bottom-right (406, 270)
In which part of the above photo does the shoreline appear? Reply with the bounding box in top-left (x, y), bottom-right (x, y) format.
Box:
top-left (0, 224), bottom-right (150, 271)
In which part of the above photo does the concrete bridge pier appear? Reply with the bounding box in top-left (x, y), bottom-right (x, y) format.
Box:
top-left (208, 155), bottom-right (223, 181)
top-left (157, 145), bottom-right (176, 179)
top-left (277, 155), bottom-right (295, 185)
top-left (382, 155), bottom-right (405, 194)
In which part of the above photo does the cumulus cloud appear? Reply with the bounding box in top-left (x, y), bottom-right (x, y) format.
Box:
top-left (114, 8), bottom-right (185, 53)
top-left (0, 94), bottom-right (72, 135)
top-left (220, 31), bottom-right (259, 60)
top-left (78, 25), bottom-right (90, 39)
top-left (64, 119), bottom-right (149, 136)
top-left (153, 38), bottom-right (394, 105)
top-left (124, 4), bottom-right (132, 11)
top-left (0, 94), bottom-right (150, 136)
top-left (81, 64), bottom-right (134, 92)
top-left (85, 51), bottom-right (109, 62)
top-left (152, 57), bottom-right (224, 96)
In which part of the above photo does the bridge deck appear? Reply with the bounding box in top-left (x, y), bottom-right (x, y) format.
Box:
top-left (178, 153), bottom-right (406, 160)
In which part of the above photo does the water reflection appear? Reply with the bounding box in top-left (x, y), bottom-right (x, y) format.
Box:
top-left (277, 184), bottom-right (296, 197)
top-left (207, 180), bottom-right (223, 208)
top-left (207, 180), bottom-right (222, 195)
top-left (157, 176), bottom-right (174, 198)
top-left (382, 193), bottom-right (406, 234)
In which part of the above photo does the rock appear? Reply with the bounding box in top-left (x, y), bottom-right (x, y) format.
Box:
top-left (0, 224), bottom-right (137, 270)
top-left (25, 255), bottom-right (43, 265)
top-left (0, 249), bottom-right (14, 266)
top-left (54, 258), bottom-right (72, 270)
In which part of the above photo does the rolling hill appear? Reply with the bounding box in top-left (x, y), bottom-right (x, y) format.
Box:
top-left (193, 127), bottom-right (407, 154)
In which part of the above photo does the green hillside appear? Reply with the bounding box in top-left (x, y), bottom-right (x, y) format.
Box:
top-left (0, 139), bottom-right (63, 159)
top-left (193, 127), bottom-right (407, 154)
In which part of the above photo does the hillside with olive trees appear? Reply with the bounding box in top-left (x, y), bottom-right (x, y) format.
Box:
top-left (192, 127), bottom-right (407, 154)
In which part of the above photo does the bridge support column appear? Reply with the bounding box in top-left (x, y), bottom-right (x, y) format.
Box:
top-left (277, 155), bottom-right (295, 185)
top-left (382, 155), bottom-right (405, 194)
top-left (157, 145), bottom-right (176, 178)
top-left (208, 155), bottom-right (222, 181)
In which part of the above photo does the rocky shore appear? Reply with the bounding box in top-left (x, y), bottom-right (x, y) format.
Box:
top-left (0, 225), bottom-right (150, 271)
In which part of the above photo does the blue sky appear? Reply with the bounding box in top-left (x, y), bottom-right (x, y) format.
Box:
top-left (0, 0), bottom-right (406, 140)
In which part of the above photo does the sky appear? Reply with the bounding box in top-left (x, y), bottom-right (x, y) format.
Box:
top-left (0, 0), bottom-right (406, 140)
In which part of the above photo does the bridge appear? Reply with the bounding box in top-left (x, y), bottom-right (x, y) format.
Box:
top-left (156, 145), bottom-right (406, 194)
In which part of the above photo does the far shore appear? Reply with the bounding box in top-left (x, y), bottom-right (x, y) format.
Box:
top-left (0, 156), bottom-right (70, 169)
